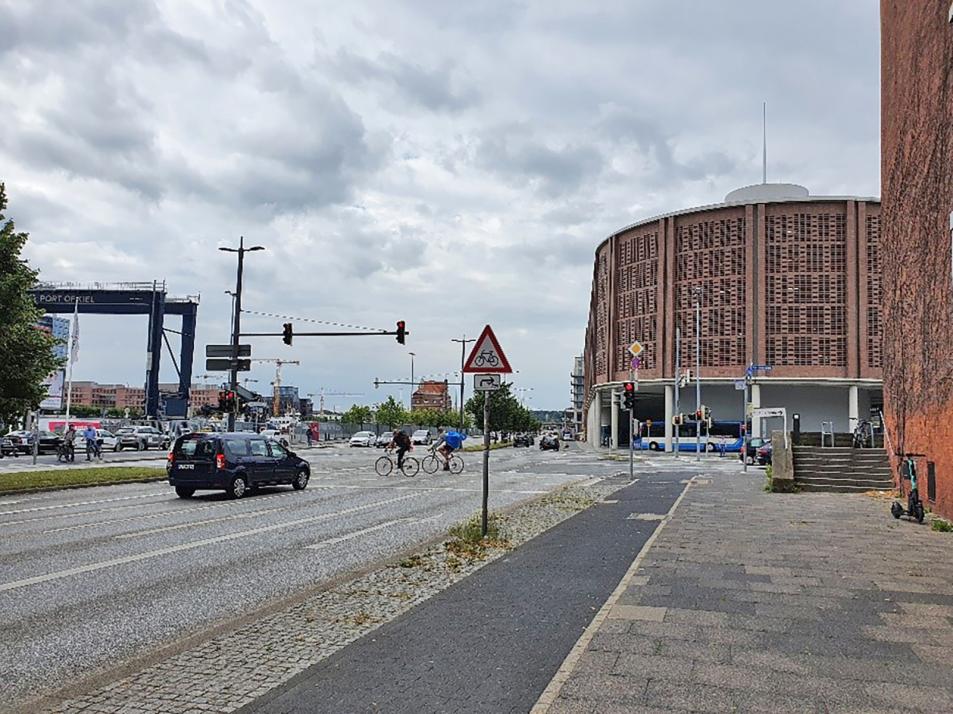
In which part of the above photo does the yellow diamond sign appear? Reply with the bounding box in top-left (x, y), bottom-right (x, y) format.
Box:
top-left (628, 341), bottom-right (644, 357)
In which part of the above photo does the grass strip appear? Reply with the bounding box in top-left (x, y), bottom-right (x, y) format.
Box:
top-left (0, 466), bottom-right (165, 494)
top-left (462, 441), bottom-right (512, 452)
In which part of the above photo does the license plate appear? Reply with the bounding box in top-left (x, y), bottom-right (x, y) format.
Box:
top-left (178, 463), bottom-right (194, 470)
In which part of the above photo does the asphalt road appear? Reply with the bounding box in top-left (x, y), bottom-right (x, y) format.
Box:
top-left (0, 444), bottom-right (615, 705)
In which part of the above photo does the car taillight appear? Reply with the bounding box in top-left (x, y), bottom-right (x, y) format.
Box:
top-left (167, 451), bottom-right (175, 465)
top-left (216, 453), bottom-right (226, 470)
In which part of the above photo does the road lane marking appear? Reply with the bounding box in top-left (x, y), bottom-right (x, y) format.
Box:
top-left (0, 492), bottom-right (420, 593)
top-left (305, 513), bottom-right (444, 550)
top-left (114, 507), bottom-right (286, 539)
top-left (310, 484), bottom-right (549, 495)
top-left (0, 491), bottom-right (168, 517)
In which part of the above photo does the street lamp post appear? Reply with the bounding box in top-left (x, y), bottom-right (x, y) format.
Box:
top-left (451, 335), bottom-right (475, 429)
top-left (408, 352), bottom-right (416, 410)
top-left (219, 236), bottom-right (265, 431)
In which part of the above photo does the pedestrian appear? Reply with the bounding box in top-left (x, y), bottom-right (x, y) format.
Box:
top-left (64, 425), bottom-right (76, 462)
top-left (306, 427), bottom-right (313, 447)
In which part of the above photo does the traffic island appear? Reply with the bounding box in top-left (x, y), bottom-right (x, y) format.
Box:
top-left (0, 466), bottom-right (166, 495)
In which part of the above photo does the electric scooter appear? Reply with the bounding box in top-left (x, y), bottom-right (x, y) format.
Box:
top-left (891, 455), bottom-right (925, 524)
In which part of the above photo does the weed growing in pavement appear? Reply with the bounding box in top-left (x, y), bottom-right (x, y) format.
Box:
top-left (398, 554), bottom-right (424, 568)
top-left (351, 611), bottom-right (374, 626)
top-left (540, 489), bottom-right (596, 511)
top-left (445, 513), bottom-right (511, 561)
top-left (931, 518), bottom-right (953, 533)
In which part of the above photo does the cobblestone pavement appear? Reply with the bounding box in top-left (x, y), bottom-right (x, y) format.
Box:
top-left (18, 475), bottom-right (621, 713)
top-left (539, 465), bottom-right (953, 713)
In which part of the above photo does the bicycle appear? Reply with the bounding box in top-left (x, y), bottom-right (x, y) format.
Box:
top-left (474, 350), bottom-right (499, 368)
top-left (852, 420), bottom-right (873, 449)
top-left (375, 449), bottom-right (420, 477)
top-left (421, 445), bottom-right (464, 475)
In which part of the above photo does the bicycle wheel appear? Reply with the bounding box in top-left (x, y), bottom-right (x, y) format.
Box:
top-left (375, 456), bottom-right (394, 477)
top-left (400, 457), bottom-right (420, 478)
top-left (421, 455), bottom-right (440, 474)
top-left (449, 455), bottom-right (464, 474)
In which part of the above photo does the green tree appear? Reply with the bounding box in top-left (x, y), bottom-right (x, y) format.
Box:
top-left (375, 396), bottom-right (406, 428)
top-left (0, 183), bottom-right (62, 427)
top-left (340, 404), bottom-right (373, 429)
top-left (465, 382), bottom-right (529, 432)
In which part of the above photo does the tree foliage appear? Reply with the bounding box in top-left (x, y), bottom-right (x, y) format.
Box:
top-left (340, 404), bottom-right (373, 428)
top-left (374, 396), bottom-right (406, 428)
top-left (465, 383), bottom-right (540, 432)
top-left (0, 183), bottom-right (62, 427)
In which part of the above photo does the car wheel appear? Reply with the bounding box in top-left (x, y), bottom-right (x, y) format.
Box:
top-left (228, 475), bottom-right (248, 499)
top-left (175, 486), bottom-right (195, 498)
top-left (292, 469), bottom-right (309, 491)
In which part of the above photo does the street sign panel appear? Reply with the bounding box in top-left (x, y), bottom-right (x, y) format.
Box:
top-left (245, 401), bottom-right (268, 409)
top-left (630, 357), bottom-right (641, 370)
top-left (205, 358), bottom-right (251, 372)
top-left (628, 341), bottom-right (644, 357)
top-left (463, 325), bottom-right (513, 373)
top-left (473, 374), bottom-right (502, 391)
top-left (734, 380), bottom-right (746, 390)
top-left (753, 407), bottom-right (785, 419)
top-left (206, 344), bottom-right (251, 358)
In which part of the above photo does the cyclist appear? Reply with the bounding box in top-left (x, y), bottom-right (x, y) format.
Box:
top-left (63, 425), bottom-right (77, 462)
top-left (435, 428), bottom-right (465, 471)
top-left (83, 424), bottom-right (100, 461)
top-left (389, 429), bottom-right (412, 470)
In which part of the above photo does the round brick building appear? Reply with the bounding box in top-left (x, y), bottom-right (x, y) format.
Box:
top-left (583, 183), bottom-right (882, 449)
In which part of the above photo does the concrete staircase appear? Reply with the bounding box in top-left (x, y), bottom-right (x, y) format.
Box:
top-left (792, 446), bottom-right (894, 493)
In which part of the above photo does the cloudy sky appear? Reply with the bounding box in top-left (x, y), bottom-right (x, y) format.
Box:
top-left (1, 0), bottom-right (879, 411)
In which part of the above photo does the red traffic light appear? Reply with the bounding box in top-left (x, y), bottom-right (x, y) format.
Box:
top-left (396, 320), bottom-right (406, 345)
top-left (282, 323), bottom-right (293, 346)
top-left (623, 381), bottom-right (635, 392)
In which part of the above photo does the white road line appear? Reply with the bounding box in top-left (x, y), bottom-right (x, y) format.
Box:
top-left (310, 484), bottom-right (549, 495)
top-left (0, 492), bottom-right (420, 593)
top-left (0, 491), bottom-right (168, 518)
top-left (114, 507), bottom-right (286, 539)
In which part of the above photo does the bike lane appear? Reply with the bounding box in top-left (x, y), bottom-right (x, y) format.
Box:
top-left (240, 470), bottom-right (692, 713)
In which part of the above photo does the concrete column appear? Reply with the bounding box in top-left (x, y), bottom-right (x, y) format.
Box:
top-left (587, 390), bottom-right (601, 448)
top-left (751, 383), bottom-right (762, 438)
top-left (610, 392), bottom-right (619, 449)
top-left (848, 385), bottom-right (859, 432)
top-left (664, 385), bottom-right (674, 452)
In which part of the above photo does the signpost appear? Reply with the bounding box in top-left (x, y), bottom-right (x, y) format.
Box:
top-left (463, 325), bottom-right (513, 537)
top-left (206, 344), bottom-right (251, 358)
top-left (205, 357), bottom-right (251, 372)
top-left (742, 363), bottom-right (773, 472)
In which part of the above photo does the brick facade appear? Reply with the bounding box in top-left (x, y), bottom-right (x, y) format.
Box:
top-left (584, 195), bottom-right (882, 390)
top-left (881, 1), bottom-right (953, 520)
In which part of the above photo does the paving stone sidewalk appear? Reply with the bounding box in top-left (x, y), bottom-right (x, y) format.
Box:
top-left (544, 467), bottom-right (953, 713)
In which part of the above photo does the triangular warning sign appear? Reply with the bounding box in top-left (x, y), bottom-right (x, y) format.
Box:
top-left (462, 325), bottom-right (513, 374)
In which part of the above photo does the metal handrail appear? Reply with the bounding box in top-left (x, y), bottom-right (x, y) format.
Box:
top-left (879, 409), bottom-right (894, 456)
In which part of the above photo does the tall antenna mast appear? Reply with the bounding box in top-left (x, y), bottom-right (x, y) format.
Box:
top-left (762, 101), bottom-right (767, 184)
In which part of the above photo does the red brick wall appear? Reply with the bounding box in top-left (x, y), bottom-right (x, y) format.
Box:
top-left (881, 0), bottom-right (953, 519)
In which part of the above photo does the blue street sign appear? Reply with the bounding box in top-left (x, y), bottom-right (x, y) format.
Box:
top-left (751, 364), bottom-right (773, 372)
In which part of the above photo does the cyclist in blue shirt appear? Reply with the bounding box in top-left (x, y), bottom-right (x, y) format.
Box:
top-left (436, 428), bottom-right (465, 471)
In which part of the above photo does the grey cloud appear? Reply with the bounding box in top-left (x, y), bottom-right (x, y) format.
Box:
top-left (331, 48), bottom-right (477, 112)
top-left (476, 129), bottom-right (604, 196)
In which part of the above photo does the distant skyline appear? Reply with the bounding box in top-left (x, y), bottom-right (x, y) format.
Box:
top-left (1, 1), bottom-right (879, 409)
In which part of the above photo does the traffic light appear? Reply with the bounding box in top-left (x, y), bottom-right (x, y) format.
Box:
top-left (672, 414), bottom-right (683, 426)
top-left (703, 405), bottom-right (712, 420)
top-left (282, 323), bottom-right (293, 346)
top-left (218, 390), bottom-right (236, 411)
top-left (694, 408), bottom-right (703, 421)
top-left (622, 381), bottom-right (636, 410)
top-left (396, 320), bottom-right (406, 345)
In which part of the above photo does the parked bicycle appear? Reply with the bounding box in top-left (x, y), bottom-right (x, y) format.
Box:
top-left (375, 450), bottom-right (420, 477)
top-left (852, 419), bottom-right (873, 449)
top-left (421, 445), bottom-right (464, 475)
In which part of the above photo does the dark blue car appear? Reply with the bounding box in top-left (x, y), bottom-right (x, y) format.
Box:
top-left (167, 432), bottom-right (310, 499)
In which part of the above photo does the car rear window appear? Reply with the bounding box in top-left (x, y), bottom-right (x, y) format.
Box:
top-left (224, 440), bottom-right (249, 458)
top-left (174, 437), bottom-right (217, 461)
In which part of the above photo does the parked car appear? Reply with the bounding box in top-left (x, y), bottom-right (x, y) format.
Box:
top-left (73, 429), bottom-right (121, 452)
top-left (1, 436), bottom-right (18, 457)
top-left (539, 434), bottom-right (560, 451)
top-left (740, 437), bottom-right (766, 465)
top-left (258, 429), bottom-right (289, 447)
top-left (167, 432), bottom-right (310, 499)
top-left (349, 431), bottom-right (376, 447)
top-left (376, 433), bottom-right (393, 448)
top-left (8, 430), bottom-right (63, 454)
top-left (757, 441), bottom-right (773, 466)
top-left (411, 429), bottom-right (432, 445)
top-left (116, 426), bottom-right (169, 451)
top-left (513, 433), bottom-right (533, 448)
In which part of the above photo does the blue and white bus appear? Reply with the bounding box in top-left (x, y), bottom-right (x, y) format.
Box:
top-left (635, 420), bottom-right (744, 453)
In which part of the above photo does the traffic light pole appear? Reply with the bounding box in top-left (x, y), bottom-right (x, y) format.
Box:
top-left (629, 367), bottom-right (635, 480)
top-left (694, 292), bottom-right (702, 462)
top-left (674, 327), bottom-right (680, 458)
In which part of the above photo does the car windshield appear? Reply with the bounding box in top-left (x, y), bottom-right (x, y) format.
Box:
top-left (118, 428), bottom-right (134, 434)
top-left (354, 431), bottom-right (373, 438)
top-left (413, 431), bottom-right (428, 437)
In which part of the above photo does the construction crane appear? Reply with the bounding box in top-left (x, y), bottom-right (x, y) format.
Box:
top-left (313, 388), bottom-right (364, 416)
top-left (250, 358), bottom-right (301, 416)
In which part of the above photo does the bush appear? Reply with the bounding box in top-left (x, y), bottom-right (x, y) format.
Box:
top-left (931, 518), bottom-right (953, 533)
